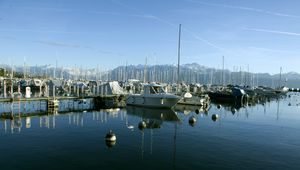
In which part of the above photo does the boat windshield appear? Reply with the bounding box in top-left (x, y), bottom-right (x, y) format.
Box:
top-left (150, 86), bottom-right (165, 94)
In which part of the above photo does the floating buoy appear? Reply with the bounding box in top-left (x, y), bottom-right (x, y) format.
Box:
top-left (138, 121), bottom-right (147, 130)
top-left (195, 109), bottom-right (200, 114)
top-left (211, 114), bottom-right (219, 121)
top-left (105, 130), bottom-right (116, 142)
top-left (288, 103), bottom-right (291, 106)
top-left (217, 105), bottom-right (221, 109)
top-left (189, 116), bottom-right (197, 126)
top-left (231, 108), bottom-right (236, 114)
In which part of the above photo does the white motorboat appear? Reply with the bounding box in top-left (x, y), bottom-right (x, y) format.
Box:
top-left (126, 83), bottom-right (180, 108)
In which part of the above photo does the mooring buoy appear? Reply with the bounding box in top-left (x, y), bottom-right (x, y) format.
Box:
top-left (138, 121), bottom-right (147, 130)
top-left (217, 105), bottom-right (221, 109)
top-left (231, 108), bottom-right (237, 114)
top-left (189, 116), bottom-right (197, 126)
top-left (105, 130), bottom-right (116, 142)
top-left (212, 114), bottom-right (219, 121)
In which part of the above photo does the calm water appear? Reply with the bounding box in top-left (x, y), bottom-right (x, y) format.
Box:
top-left (1, 93), bottom-right (300, 170)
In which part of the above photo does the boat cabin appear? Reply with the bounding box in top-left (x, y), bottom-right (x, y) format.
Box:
top-left (143, 83), bottom-right (166, 94)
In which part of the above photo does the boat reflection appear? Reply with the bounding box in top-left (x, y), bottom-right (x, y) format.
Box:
top-left (174, 103), bottom-right (210, 115)
top-left (126, 106), bottom-right (180, 124)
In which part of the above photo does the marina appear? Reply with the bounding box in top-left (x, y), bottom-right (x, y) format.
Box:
top-left (0, 92), bottom-right (300, 169)
top-left (1, 0), bottom-right (300, 169)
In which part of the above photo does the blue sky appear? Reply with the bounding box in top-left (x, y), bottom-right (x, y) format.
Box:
top-left (0, 0), bottom-right (300, 74)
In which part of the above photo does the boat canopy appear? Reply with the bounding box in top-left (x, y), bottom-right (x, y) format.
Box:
top-left (143, 83), bottom-right (166, 94)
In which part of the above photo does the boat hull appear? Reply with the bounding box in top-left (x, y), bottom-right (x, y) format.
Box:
top-left (126, 94), bottom-right (180, 108)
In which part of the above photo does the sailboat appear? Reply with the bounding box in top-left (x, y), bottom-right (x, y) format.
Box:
top-left (274, 67), bottom-right (289, 94)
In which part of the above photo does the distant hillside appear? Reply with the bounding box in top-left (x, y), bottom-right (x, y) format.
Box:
top-left (1, 63), bottom-right (300, 88)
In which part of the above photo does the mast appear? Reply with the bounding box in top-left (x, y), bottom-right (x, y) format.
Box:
top-left (177, 24), bottom-right (181, 85)
top-left (23, 57), bottom-right (26, 79)
top-left (279, 67), bottom-right (282, 88)
top-left (144, 57), bottom-right (147, 83)
top-left (54, 59), bottom-right (57, 79)
top-left (221, 56), bottom-right (224, 85)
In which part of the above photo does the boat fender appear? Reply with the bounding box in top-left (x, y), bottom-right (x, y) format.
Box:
top-left (160, 98), bottom-right (164, 105)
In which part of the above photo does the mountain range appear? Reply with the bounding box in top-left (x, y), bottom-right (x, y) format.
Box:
top-left (1, 63), bottom-right (300, 88)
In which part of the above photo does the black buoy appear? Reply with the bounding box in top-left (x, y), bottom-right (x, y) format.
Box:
top-left (195, 109), bottom-right (200, 114)
top-left (189, 116), bottom-right (197, 126)
top-left (105, 130), bottom-right (116, 142)
top-left (217, 104), bottom-right (221, 109)
top-left (211, 114), bottom-right (219, 122)
top-left (138, 121), bottom-right (147, 130)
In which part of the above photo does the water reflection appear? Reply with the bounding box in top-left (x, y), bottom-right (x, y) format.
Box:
top-left (0, 93), bottom-right (296, 136)
top-left (125, 106), bottom-right (181, 162)
top-left (126, 106), bottom-right (180, 125)
top-left (0, 93), bottom-right (299, 170)
top-left (39, 114), bottom-right (56, 129)
top-left (174, 104), bottom-right (210, 116)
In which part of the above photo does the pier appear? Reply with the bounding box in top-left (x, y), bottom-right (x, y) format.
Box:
top-left (0, 95), bottom-right (126, 119)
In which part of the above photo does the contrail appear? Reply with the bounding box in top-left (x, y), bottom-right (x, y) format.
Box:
top-left (187, 0), bottom-right (300, 19)
top-left (110, 0), bottom-right (224, 51)
top-left (34, 40), bottom-right (81, 48)
top-left (244, 27), bottom-right (300, 36)
top-left (0, 28), bottom-right (97, 35)
top-left (0, 6), bottom-right (154, 20)
top-left (247, 46), bottom-right (298, 54)
top-left (183, 26), bottom-right (225, 51)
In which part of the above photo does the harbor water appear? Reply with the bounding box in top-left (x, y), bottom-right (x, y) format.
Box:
top-left (0, 93), bottom-right (300, 169)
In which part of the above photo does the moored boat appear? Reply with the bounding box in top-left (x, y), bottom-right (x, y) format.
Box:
top-left (126, 82), bottom-right (180, 108)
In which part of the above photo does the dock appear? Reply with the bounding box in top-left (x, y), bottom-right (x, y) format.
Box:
top-left (0, 94), bottom-right (126, 119)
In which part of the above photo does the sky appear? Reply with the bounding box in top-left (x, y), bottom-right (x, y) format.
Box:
top-left (0, 0), bottom-right (300, 74)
